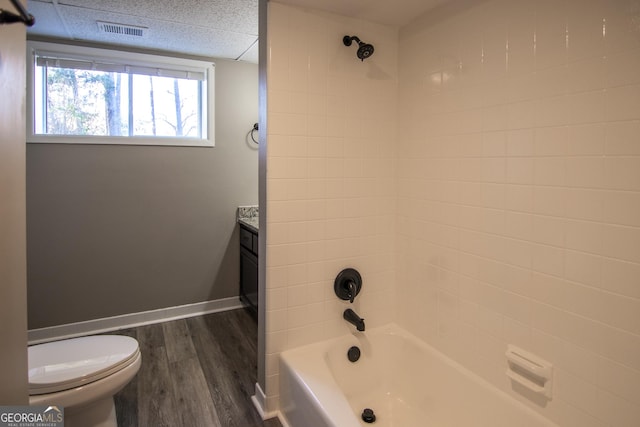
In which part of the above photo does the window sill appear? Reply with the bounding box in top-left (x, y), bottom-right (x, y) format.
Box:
top-left (27, 135), bottom-right (215, 147)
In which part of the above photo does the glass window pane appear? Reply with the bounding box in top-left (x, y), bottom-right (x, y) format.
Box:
top-left (131, 75), bottom-right (201, 138)
top-left (40, 66), bottom-right (129, 136)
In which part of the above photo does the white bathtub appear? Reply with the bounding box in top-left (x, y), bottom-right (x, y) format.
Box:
top-left (279, 323), bottom-right (558, 427)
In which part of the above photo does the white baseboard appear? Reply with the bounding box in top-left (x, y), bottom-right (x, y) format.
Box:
top-left (28, 297), bottom-right (244, 344)
top-left (277, 412), bottom-right (291, 427)
top-left (252, 382), bottom-right (279, 420)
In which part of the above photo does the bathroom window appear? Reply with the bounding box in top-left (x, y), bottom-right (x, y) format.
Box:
top-left (27, 41), bottom-right (214, 147)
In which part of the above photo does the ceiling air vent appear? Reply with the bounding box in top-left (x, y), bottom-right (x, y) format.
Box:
top-left (97, 21), bottom-right (148, 38)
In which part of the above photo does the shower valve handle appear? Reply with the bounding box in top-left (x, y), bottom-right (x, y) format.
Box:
top-left (334, 268), bottom-right (362, 303)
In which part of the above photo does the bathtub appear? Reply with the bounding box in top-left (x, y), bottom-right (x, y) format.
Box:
top-left (279, 323), bottom-right (557, 427)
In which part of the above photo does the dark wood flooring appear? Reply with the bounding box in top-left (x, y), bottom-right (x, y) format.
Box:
top-left (112, 308), bottom-right (282, 427)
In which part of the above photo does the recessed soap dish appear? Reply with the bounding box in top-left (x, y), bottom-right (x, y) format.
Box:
top-left (505, 345), bottom-right (554, 399)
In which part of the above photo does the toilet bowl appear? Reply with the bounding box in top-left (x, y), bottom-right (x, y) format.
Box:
top-left (29, 335), bottom-right (141, 427)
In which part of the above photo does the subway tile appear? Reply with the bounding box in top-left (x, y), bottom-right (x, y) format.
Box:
top-left (505, 211), bottom-right (533, 240)
top-left (535, 95), bottom-right (569, 127)
top-left (475, 301), bottom-right (504, 336)
top-left (475, 327), bottom-right (506, 362)
top-left (598, 324), bottom-right (640, 372)
top-left (603, 191), bottom-right (640, 227)
top-left (507, 100), bottom-right (535, 130)
top-left (601, 224), bottom-right (640, 264)
top-left (597, 357), bottom-right (640, 406)
top-left (507, 158), bottom-right (534, 184)
top-left (605, 48), bottom-right (640, 88)
top-left (603, 157), bottom-right (640, 192)
top-left (565, 219), bottom-right (603, 254)
top-left (506, 72), bottom-right (537, 102)
top-left (287, 262), bottom-right (308, 286)
top-left (531, 328), bottom-right (598, 384)
top-left (567, 123), bottom-right (605, 156)
top-left (267, 309), bottom-right (288, 333)
top-left (566, 156), bottom-right (604, 189)
top-left (594, 388), bottom-right (640, 427)
top-left (531, 301), bottom-right (604, 354)
top-left (534, 16), bottom-right (569, 70)
top-left (482, 157), bottom-right (506, 183)
top-left (482, 79), bottom-right (510, 107)
top-left (604, 3), bottom-right (640, 54)
top-left (564, 250), bottom-right (602, 287)
top-left (502, 315), bottom-right (531, 349)
top-left (550, 399), bottom-right (607, 427)
top-left (504, 238), bottom-right (532, 269)
top-left (535, 65), bottom-right (570, 99)
top-left (505, 184), bottom-right (533, 212)
top-left (568, 56), bottom-right (606, 93)
top-left (529, 272), bottom-right (571, 309)
top-left (286, 284), bottom-right (309, 308)
top-left (605, 84), bottom-right (640, 121)
top-left (531, 243), bottom-right (564, 277)
top-left (556, 369), bottom-right (599, 417)
top-left (483, 105), bottom-right (509, 132)
top-left (566, 6), bottom-right (605, 61)
top-left (534, 126), bottom-right (568, 156)
top-left (482, 131), bottom-right (507, 156)
top-left (265, 330), bottom-right (287, 356)
top-left (604, 121), bottom-right (640, 156)
top-left (507, 129), bottom-right (534, 156)
top-left (601, 258), bottom-right (640, 299)
top-left (565, 188), bottom-right (603, 222)
top-left (568, 90), bottom-right (605, 125)
top-left (533, 186), bottom-right (566, 217)
top-left (596, 290), bottom-right (640, 336)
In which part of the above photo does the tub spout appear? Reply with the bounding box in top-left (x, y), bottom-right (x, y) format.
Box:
top-left (344, 308), bottom-right (365, 332)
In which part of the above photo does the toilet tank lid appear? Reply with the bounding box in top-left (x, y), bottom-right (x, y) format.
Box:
top-left (28, 335), bottom-right (139, 390)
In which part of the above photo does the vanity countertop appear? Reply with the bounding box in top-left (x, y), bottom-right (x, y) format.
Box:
top-left (238, 216), bottom-right (258, 233)
top-left (237, 205), bottom-right (258, 233)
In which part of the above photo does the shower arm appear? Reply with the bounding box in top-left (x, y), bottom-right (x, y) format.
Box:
top-left (343, 35), bottom-right (362, 46)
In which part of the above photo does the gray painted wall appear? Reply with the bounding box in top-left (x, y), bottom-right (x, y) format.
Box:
top-left (27, 58), bottom-right (258, 329)
top-left (0, 0), bottom-right (28, 403)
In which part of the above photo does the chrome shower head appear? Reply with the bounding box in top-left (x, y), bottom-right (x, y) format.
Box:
top-left (343, 35), bottom-right (375, 61)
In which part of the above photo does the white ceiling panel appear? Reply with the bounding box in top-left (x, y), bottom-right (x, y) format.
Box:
top-left (28, 0), bottom-right (259, 62)
top-left (28, 1), bottom-right (72, 39)
top-left (59, 0), bottom-right (258, 35)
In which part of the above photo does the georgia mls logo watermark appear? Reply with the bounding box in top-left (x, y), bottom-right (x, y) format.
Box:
top-left (0, 406), bottom-right (64, 427)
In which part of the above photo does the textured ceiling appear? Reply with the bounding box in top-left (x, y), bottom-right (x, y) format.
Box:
top-left (27, 0), bottom-right (260, 62)
top-left (26, 0), bottom-right (448, 63)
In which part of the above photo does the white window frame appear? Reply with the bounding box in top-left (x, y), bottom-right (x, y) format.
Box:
top-left (27, 41), bottom-right (215, 147)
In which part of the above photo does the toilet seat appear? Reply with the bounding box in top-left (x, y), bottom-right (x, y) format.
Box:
top-left (28, 335), bottom-right (140, 395)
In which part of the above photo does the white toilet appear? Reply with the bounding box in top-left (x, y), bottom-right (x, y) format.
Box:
top-left (28, 335), bottom-right (141, 427)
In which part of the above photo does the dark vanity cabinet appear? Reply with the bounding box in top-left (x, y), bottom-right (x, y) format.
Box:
top-left (239, 224), bottom-right (258, 316)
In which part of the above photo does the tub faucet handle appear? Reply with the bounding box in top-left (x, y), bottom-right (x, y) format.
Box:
top-left (347, 280), bottom-right (356, 303)
top-left (334, 268), bottom-right (362, 303)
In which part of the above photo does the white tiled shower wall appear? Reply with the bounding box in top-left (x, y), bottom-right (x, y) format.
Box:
top-left (266, 0), bottom-right (640, 424)
top-left (264, 3), bottom-right (398, 411)
top-left (397, 0), bottom-right (640, 426)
